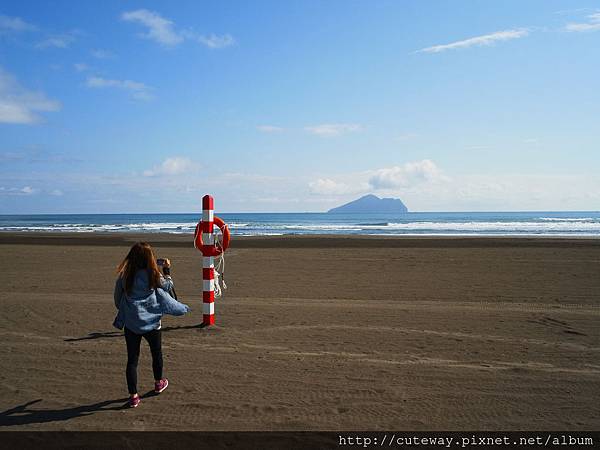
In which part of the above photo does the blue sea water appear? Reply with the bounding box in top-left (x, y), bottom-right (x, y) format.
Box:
top-left (1, 212), bottom-right (600, 236)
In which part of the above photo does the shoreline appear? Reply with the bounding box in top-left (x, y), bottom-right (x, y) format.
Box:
top-left (1, 231), bottom-right (600, 248)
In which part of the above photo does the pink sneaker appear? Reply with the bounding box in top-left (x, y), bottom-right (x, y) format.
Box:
top-left (129, 395), bottom-right (141, 408)
top-left (155, 378), bottom-right (169, 394)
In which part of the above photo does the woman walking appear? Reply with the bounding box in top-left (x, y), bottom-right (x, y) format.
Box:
top-left (113, 242), bottom-right (190, 408)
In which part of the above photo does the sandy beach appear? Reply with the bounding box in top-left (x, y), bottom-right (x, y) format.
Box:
top-left (0, 233), bottom-right (599, 430)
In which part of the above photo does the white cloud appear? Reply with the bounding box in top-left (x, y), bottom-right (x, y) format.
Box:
top-left (7, 163), bottom-right (598, 212)
top-left (307, 160), bottom-right (446, 198)
top-left (74, 63), bottom-right (89, 72)
top-left (369, 160), bottom-right (444, 189)
top-left (308, 178), bottom-right (368, 195)
top-left (85, 76), bottom-right (154, 101)
top-left (35, 31), bottom-right (78, 49)
top-left (0, 14), bottom-right (37, 33)
top-left (184, 31), bottom-right (235, 49)
top-left (565, 12), bottom-right (600, 32)
top-left (121, 9), bottom-right (235, 50)
top-left (86, 76), bottom-right (145, 90)
top-left (143, 157), bottom-right (198, 177)
top-left (554, 8), bottom-right (596, 16)
top-left (307, 161), bottom-right (600, 211)
top-left (91, 49), bottom-right (114, 59)
top-left (0, 67), bottom-right (61, 124)
top-left (257, 125), bottom-right (284, 133)
top-left (50, 189), bottom-right (63, 196)
top-left (431, 173), bottom-right (600, 211)
top-left (0, 186), bottom-right (37, 195)
top-left (197, 33), bottom-right (235, 49)
top-left (418, 29), bottom-right (529, 53)
top-left (121, 9), bottom-right (183, 46)
top-left (305, 123), bottom-right (362, 137)
top-left (0, 149), bottom-right (81, 164)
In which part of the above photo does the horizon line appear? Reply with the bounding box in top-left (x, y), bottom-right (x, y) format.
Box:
top-left (1, 210), bottom-right (600, 216)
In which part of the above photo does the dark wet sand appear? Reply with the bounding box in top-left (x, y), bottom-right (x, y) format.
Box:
top-left (0, 233), bottom-right (599, 430)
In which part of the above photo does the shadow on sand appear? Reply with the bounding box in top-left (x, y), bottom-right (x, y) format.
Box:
top-left (0, 389), bottom-right (163, 427)
top-left (64, 323), bottom-right (210, 342)
top-left (0, 398), bottom-right (128, 427)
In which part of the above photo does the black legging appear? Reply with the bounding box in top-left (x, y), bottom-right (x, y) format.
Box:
top-left (124, 327), bottom-right (163, 395)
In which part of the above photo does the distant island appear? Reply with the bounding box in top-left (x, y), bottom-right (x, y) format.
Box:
top-left (327, 194), bottom-right (408, 214)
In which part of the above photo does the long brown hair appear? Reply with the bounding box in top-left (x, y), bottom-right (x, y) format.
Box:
top-left (116, 242), bottom-right (162, 294)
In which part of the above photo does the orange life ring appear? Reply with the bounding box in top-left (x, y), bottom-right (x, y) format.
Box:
top-left (194, 216), bottom-right (230, 256)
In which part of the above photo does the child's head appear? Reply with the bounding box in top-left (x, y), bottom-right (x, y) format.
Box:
top-left (117, 242), bottom-right (162, 293)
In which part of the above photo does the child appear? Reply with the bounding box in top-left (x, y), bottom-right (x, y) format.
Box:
top-left (113, 242), bottom-right (190, 408)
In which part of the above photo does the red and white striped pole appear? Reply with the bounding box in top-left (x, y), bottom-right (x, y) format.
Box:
top-left (201, 194), bottom-right (215, 326)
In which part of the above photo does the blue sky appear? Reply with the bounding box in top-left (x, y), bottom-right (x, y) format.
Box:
top-left (0, 0), bottom-right (599, 213)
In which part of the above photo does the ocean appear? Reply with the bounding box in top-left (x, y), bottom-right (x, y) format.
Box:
top-left (1, 211), bottom-right (599, 237)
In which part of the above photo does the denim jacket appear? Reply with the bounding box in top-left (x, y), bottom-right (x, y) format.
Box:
top-left (113, 269), bottom-right (190, 334)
